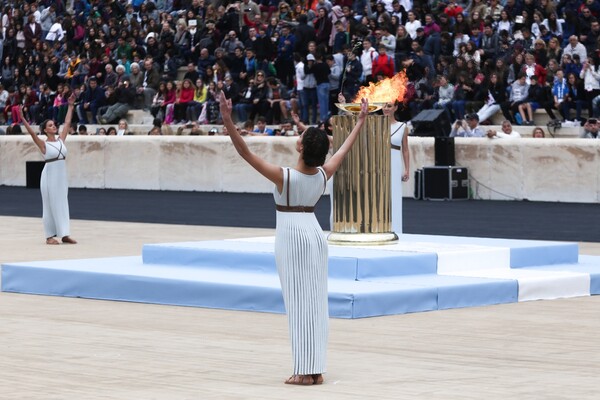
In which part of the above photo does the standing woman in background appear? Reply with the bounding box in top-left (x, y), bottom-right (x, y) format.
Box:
top-left (383, 101), bottom-right (410, 234)
top-left (219, 92), bottom-right (369, 386)
top-left (18, 94), bottom-right (77, 245)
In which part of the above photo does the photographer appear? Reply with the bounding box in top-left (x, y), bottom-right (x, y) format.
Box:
top-left (581, 118), bottom-right (600, 138)
top-left (450, 114), bottom-right (486, 137)
top-left (98, 77), bottom-right (135, 124)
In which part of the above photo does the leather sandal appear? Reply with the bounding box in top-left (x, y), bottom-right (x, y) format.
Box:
top-left (284, 375), bottom-right (314, 385)
top-left (46, 237), bottom-right (60, 245)
top-left (61, 236), bottom-right (78, 244)
top-left (312, 374), bottom-right (324, 385)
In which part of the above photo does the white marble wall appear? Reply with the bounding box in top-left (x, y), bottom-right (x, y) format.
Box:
top-left (2, 136), bottom-right (599, 203)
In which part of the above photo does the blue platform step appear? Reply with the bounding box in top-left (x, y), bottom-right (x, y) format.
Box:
top-left (1, 234), bottom-right (598, 318)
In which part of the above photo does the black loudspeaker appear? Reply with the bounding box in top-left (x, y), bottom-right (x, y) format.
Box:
top-left (422, 166), bottom-right (469, 200)
top-left (411, 109), bottom-right (452, 137)
top-left (413, 169), bottom-right (423, 200)
top-left (434, 137), bottom-right (455, 166)
top-left (26, 161), bottom-right (45, 189)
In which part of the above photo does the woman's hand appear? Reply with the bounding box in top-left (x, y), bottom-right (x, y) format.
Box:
top-left (67, 93), bottom-right (76, 106)
top-left (218, 91), bottom-right (233, 119)
top-left (358, 97), bottom-right (369, 120)
top-left (402, 172), bottom-right (409, 182)
top-left (291, 110), bottom-right (300, 124)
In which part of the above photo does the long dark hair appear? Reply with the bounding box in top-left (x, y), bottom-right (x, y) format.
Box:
top-left (302, 127), bottom-right (330, 167)
top-left (40, 119), bottom-right (52, 136)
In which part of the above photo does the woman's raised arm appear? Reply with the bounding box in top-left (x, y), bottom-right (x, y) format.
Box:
top-left (219, 92), bottom-right (284, 191)
top-left (19, 106), bottom-right (46, 154)
top-left (59, 94), bottom-right (76, 142)
top-left (322, 98), bottom-right (369, 179)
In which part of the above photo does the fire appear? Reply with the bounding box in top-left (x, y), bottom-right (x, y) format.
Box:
top-left (352, 71), bottom-right (408, 104)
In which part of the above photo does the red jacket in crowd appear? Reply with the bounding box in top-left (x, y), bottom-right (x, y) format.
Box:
top-left (372, 53), bottom-right (395, 79)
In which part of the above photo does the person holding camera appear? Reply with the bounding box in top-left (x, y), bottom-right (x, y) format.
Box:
top-left (581, 118), bottom-right (600, 138)
top-left (98, 77), bottom-right (135, 125)
top-left (450, 113), bottom-right (486, 137)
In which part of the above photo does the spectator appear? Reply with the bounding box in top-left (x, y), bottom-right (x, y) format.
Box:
top-left (221, 30), bottom-right (244, 57)
top-left (226, 47), bottom-right (247, 81)
top-left (188, 78), bottom-right (209, 122)
top-left (553, 69), bottom-right (569, 119)
top-left (360, 38), bottom-right (377, 83)
top-left (0, 84), bottom-right (7, 124)
top-left (432, 75), bottom-right (454, 120)
top-left (561, 72), bottom-right (586, 122)
top-left (140, 57), bottom-right (161, 111)
top-left (341, 48), bottom-right (363, 102)
top-left (542, 12), bottom-right (563, 41)
top-left (327, 54), bottom-right (342, 115)
top-left (372, 44), bottom-right (395, 79)
top-left (478, 24), bottom-right (498, 62)
top-left (486, 120), bottom-right (522, 138)
top-left (77, 77), bottom-right (105, 124)
top-left (532, 126), bottom-right (545, 138)
top-left (302, 55), bottom-right (318, 124)
top-left (98, 77), bottom-right (136, 124)
top-left (150, 82), bottom-right (168, 121)
top-left (563, 35), bottom-right (587, 62)
top-left (276, 25), bottom-right (295, 88)
top-left (174, 79), bottom-right (195, 124)
top-left (162, 50), bottom-right (179, 81)
top-left (581, 118), bottom-right (600, 138)
top-left (380, 25), bottom-right (397, 58)
top-left (522, 53), bottom-right (547, 86)
top-left (294, 14), bottom-right (316, 57)
top-left (30, 84), bottom-right (54, 125)
top-left (502, 73), bottom-right (529, 124)
top-left (449, 113), bottom-right (486, 137)
top-left (580, 56), bottom-right (600, 117)
top-left (103, 63), bottom-right (119, 89)
top-left (40, 4), bottom-right (57, 39)
top-left (405, 11), bottom-right (422, 40)
top-left (116, 119), bottom-right (131, 136)
top-left (547, 37), bottom-right (563, 62)
top-left (444, 0), bottom-right (464, 19)
top-left (522, 74), bottom-right (559, 123)
top-left (314, 8), bottom-right (333, 50)
top-left (24, 14), bottom-right (43, 52)
top-left (253, 116), bottom-right (274, 135)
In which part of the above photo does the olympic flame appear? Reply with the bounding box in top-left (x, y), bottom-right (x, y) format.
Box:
top-left (352, 71), bottom-right (409, 104)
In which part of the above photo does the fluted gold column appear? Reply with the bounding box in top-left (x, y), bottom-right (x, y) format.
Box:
top-left (328, 114), bottom-right (398, 245)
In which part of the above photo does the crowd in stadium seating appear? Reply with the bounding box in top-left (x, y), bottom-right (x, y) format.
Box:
top-left (1, 0), bottom-right (600, 138)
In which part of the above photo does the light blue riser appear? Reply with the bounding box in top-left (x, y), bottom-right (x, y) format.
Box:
top-left (1, 256), bottom-right (518, 318)
top-left (0, 236), bottom-right (592, 318)
top-left (401, 234), bottom-right (579, 267)
top-left (142, 240), bottom-right (439, 279)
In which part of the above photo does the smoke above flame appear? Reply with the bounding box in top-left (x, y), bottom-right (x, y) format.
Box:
top-left (352, 71), bottom-right (409, 104)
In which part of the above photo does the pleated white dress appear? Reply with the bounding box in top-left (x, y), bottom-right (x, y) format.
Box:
top-left (390, 121), bottom-right (406, 234)
top-left (41, 139), bottom-right (71, 238)
top-left (273, 167), bottom-right (329, 375)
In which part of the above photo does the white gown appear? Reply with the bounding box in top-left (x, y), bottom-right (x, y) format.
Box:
top-left (273, 167), bottom-right (329, 375)
top-left (390, 121), bottom-right (405, 234)
top-left (41, 139), bottom-right (70, 238)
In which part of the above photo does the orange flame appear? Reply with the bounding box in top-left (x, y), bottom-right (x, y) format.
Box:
top-left (352, 71), bottom-right (409, 104)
